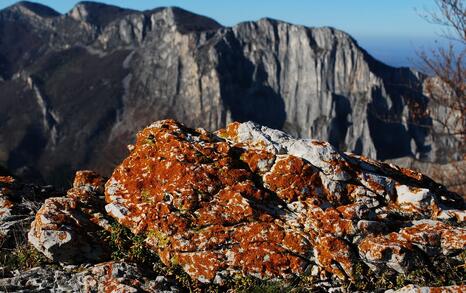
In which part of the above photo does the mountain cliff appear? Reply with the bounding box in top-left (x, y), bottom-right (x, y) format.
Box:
top-left (0, 1), bottom-right (461, 186)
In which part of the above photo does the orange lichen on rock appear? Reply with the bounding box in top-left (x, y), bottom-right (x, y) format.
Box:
top-left (178, 251), bottom-right (225, 282)
top-left (0, 176), bottom-right (15, 200)
top-left (67, 171), bottom-right (106, 204)
top-left (104, 120), bottom-right (466, 284)
top-left (358, 232), bottom-right (414, 273)
top-left (398, 167), bottom-right (424, 181)
top-left (315, 235), bottom-right (354, 279)
top-left (28, 196), bottom-right (109, 263)
top-left (307, 205), bottom-right (356, 237)
top-left (105, 120), bottom-right (314, 282)
top-left (0, 176), bottom-right (15, 184)
top-left (264, 155), bottom-right (320, 202)
top-left (216, 121), bottom-right (240, 140)
top-left (28, 171), bottom-right (111, 264)
top-left (240, 148), bottom-right (276, 174)
top-left (399, 220), bottom-right (466, 253)
top-left (195, 187), bottom-right (254, 226)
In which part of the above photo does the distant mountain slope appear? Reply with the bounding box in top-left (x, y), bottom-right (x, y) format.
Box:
top-left (0, 1), bottom-right (461, 186)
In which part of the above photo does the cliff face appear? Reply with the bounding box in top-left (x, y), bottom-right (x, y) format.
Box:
top-left (0, 1), bottom-right (460, 185)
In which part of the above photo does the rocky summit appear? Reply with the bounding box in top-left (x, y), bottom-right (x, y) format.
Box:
top-left (1, 120), bottom-right (463, 292)
top-left (0, 2), bottom-right (462, 187)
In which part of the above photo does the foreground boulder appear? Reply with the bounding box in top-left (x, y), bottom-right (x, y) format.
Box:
top-left (105, 120), bottom-right (466, 284)
top-left (0, 176), bottom-right (58, 250)
top-left (28, 171), bottom-right (111, 264)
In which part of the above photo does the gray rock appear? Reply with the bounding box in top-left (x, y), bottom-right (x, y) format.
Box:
top-left (28, 171), bottom-right (111, 264)
top-left (0, 261), bottom-right (180, 292)
top-left (27, 196), bottom-right (110, 264)
top-left (388, 156), bottom-right (466, 194)
top-left (0, 176), bottom-right (57, 250)
top-left (385, 284), bottom-right (466, 293)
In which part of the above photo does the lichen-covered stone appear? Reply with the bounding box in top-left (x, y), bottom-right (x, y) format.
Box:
top-left (28, 171), bottom-right (111, 264)
top-left (106, 120), bottom-right (466, 284)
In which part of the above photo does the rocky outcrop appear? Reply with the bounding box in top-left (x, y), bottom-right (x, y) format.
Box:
top-left (0, 2), bottom-right (461, 187)
top-left (0, 170), bottom-right (182, 291)
top-left (388, 157), bottom-right (466, 197)
top-left (28, 170), bottom-right (111, 264)
top-left (105, 120), bottom-right (465, 285)
top-left (0, 175), bottom-right (58, 249)
top-left (0, 261), bottom-right (179, 292)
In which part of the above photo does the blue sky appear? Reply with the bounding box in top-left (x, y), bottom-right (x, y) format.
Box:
top-left (0, 0), bottom-right (448, 68)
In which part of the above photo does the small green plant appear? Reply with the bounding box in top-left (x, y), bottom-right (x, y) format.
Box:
top-left (144, 134), bottom-right (156, 145)
top-left (103, 221), bottom-right (201, 291)
top-left (346, 252), bottom-right (466, 292)
top-left (152, 231), bottom-right (170, 249)
top-left (165, 264), bottom-right (198, 292)
top-left (223, 274), bottom-right (295, 293)
top-left (105, 221), bottom-right (158, 264)
top-left (349, 261), bottom-right (397, 291)
top-left (0, 244), bottom-right (48, 272)
top-left (140, 189), bottom-right (152, 203)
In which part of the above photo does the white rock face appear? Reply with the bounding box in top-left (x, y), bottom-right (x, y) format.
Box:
top-left (233, 121), bottom-right (352, 181)
top-left (28, 171), bottom-right (111, 264)
top-left (396, 184), bottom-right (433, 209)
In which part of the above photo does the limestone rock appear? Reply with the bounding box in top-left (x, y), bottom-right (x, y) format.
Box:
top-left (386, 284), bottom-right (466, 293)
top-left (0, 261), bottom-right (179, 292)
top-left (28, 171), bottom-right (111, 264)
top-left (388, 157), bottom-right (466, 196)
top-left (105, 120), bottom-right (466, 283)
top-left (0, 176), bottom-right (58, 249)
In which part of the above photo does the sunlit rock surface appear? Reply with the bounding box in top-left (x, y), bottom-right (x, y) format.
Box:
top-left (105, 119), bottom-right (465, 284)
top-left (28, 170), bottom-right (111, 264)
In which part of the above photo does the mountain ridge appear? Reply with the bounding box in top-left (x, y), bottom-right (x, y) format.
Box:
top-left (3, 1), bottom-right (60, 17)
top-left (0, 1), bottom-right (461, 187)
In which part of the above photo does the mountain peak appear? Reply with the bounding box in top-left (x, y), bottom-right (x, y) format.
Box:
top-left (3, 1), bottom-right (60, 18)
top-left (147, 6), bottom-right (223, 32)
top-left (68, 1), bottom-right (136, 26)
